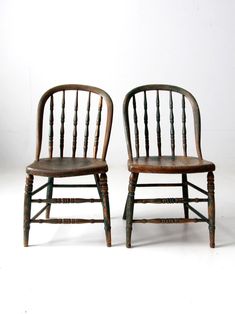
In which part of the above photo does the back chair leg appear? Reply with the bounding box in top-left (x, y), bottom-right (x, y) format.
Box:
top-left (126, 173), bottom-right (138, 248)
top-left (122, 195), bottom-right (128, 220)
top-left (100, 173), bottom-right (111, 247)
top-left (182, 173), bottom-right (189, 219)
top-left (23, 174), bottom-right (34, 247)
top-left (46, 177), bottom-right (54, 219)
top-left (207, 171), bottom-right (215, 248)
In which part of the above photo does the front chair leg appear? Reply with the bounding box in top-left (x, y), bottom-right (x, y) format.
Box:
top-left (126, 173), bottom-right (138, 248)
top-left (182, 173), bottom-right (189, 219)
top-left (123, 173), bottom-right (139, 220)
top-left (100, 173), bottom-right (111, 247)
top-left (23, 174), bottom-right (34, 247)
top-left (46, 177), bottom-right (54, 219)
top-left (207, 171), bottom-right (215, 248)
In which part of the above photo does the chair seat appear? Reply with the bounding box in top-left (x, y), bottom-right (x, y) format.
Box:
top-left (26, 157), bottom-right (108, 177)
top-left (128, 156), bottom-right (215, 174)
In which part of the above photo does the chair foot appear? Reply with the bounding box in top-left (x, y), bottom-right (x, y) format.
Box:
top-left (207, 171), bottom-right (215, 248)
top-left (24, 226), bottom-right (30, 247)
top-left (209, 226), bottom-right (215, 248)
top-left (23, 174), bottom-right (33, 247)
top-left (104, 226), bottom-right (111, 247)
top-left (126, 226), bottom-right (132, 248)
top-left (122, 196), bottom-right (128, 220)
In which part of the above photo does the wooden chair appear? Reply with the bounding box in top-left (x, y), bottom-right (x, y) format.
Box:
top-left (24, 84), bottom-right (113, 247)
top-left (122, 85), bottom-right (215, 248)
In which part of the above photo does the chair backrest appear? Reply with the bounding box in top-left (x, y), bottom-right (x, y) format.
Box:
top-left (35, 84), bottom-right (113, 161)
top-left (123, 84), bottom-right (202, 160)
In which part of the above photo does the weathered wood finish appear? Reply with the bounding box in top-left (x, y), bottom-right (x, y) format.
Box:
top-left (182, 95), bottom-right (187, 156)
top-left (45, 177), bottom-right (53, 219)
top-left (169, 91), bottom-right (175, 156)
top-left (182, 173), bottom-right (189, 218)
top-left (123, 84), bottom-right (215, 248)
top-left (60, 90), bottom-right (65, 158)
top-left (143, 91), bottom-right (149, 157)
top-left (72, 90), bottom-right (79, 158)
top-left (128, 156), bottom-right (215, 174)
top-left (126, 173), bottom-right (138, 248)
top-left (31, 218), bottom-right (104, 224)
top-left (83, 92), bottom-right (91, 158)
top-left (207, 171), bottom-right (215, 248)
top-left (27, 157), bottom-right (108, 177)
top-left (93, 96), bottom-right (103, 158)
top-left (133, 95), bottom-right (140, 158)
top-left (23, 174), bottom-right (34, 247)
top-left (49, 96), bottom-right (54, 158)
top-left (133, 218), bottom-right (206, 224)
top-left (123, 84), bottom-right (203, 160)
top-left (156, 90), bottom-right (161, 156)
top-left (134, 197), bottom-right (207, 204)
top-left (36, 84), bottom-right (113, 161)
top-left (25, 84), bottom-right (113, 247)
top-left (100, 173), bottom-right (111, 247)
top-left (32, 197), bottom-right (101, 203)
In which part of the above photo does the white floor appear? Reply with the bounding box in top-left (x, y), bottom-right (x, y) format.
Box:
top-left (1, 166), bottom-right (235, 314)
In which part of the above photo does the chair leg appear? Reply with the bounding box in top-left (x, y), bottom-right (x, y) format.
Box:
top-left (182, 173), bottom-right (189, 219)
top-left (23, 174), bottom-right (34, 247)
top-left (207, 171), bottom-right (215, 248)
top-left (94, 174), bottom-right (102, 199)
top-left (46, 177), bottom-right (54, 219)
top-left (122, 195), bottom-right (128, 220)
top-left (123, 173), bottom-right (139, 220)
top-left (100, 173), bottom-right (111, 247)
top-left (126, 173), bottom-right (138, 248)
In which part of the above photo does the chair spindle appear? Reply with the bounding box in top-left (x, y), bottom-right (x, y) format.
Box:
top-left (169, 91), bottom-right (175, 156)
top-left (72, 91), bottom-right (79, 158)
top-left (133, 95), bottom-right (139, 158)
top-left (182, 95), bottom-right (187, 156)
top-left (93, 96), bottom-right (103, 158)
top-left (60, 90), bottom-right (65, 158)
top-left (49, 95), bottom-right (54, 158)
top-left (144, 91), bottom-right (149, 157)
top-left (156, 90), bottom-right (161, 156)
top-left (83, 91), bottom-right (91, 157)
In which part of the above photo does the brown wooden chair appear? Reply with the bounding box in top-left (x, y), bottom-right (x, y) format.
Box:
top-left (122, 85), bottom-right (215, 248)
top-left (24, 84), bottom-right (113, 247)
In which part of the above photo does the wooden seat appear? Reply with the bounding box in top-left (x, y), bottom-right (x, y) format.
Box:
top-left (123, 84), bottom-right (216, 248)
top-left (23, 84), bottom-right (113, 247)
top-left (27, 158), bottom-right (108, 177)
top-left (128, 156), bottom-right (215, 174)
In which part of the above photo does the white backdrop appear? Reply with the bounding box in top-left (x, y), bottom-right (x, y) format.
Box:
top-left (1, 1), bottom-right (235, 314)
top-left (1, 0), bottom-right (235, 170)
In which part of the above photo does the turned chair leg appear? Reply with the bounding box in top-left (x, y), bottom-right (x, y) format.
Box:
top-left (123, 173), bottom-right (139, 220)
top-left (100, 173), bottom-right (111, 247)
top-left (46, 177), bottom-right (54, 219)
top-left (23, 174), bottom-right (34, 247)
top-left (207, 171), bottom-right (215, 248)
top-left (182, 173), bottom-right (189, 219)
top-left (94, 174), bottom-right (102, 199)
top-left (126, 173), bottom-right (138, 248)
